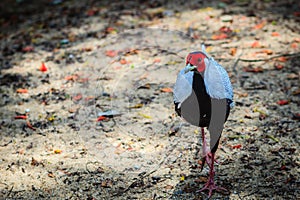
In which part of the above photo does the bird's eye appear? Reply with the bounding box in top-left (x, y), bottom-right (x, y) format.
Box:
top-left (198, 58), bottom-right (202, 62)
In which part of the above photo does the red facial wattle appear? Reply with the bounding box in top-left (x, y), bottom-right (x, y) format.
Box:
top-left (186, 52), bottom-right (207, 72)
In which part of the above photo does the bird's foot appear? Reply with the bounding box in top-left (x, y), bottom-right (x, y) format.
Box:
top-left (197, 178), bottom-right (227, 198)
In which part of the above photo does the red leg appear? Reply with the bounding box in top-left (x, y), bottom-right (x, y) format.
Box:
top-left (198, 152), bottom-right (227, 197)
top-left (199, 128), bottom-right (216, 171)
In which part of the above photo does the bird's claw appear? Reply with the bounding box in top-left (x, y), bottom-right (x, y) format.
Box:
top-left (197, 180), bottom-right (227, 198)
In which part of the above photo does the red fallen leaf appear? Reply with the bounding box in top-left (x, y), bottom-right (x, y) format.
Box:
top-left (219, 26), bottom-right (232, 33)
top-left (253, 21), bottom-right (266, 30)
top-left (292, 113), bottom-right (300, 120)
top-left (39, 62), bottom-right (47, 72)
top-left (97, 116), bottom-right (107, 121)
top-left (127, 147), bottom-right (134, 151)
top-left (73, 94), bottom-right (82, 101)
top-left (65, 75), bottom-right (78, 81)
top-left (192, 33), bottom-right (199, 39)
top-left (105, 50), bottom-right (118, 57)
top-left (153, 58), bottom-right (161, 63)
top-left (271, 32), bottom-right (280, 37)
top-left (81, 47), bottom-right (93, 52)
top-left (16, 88), bottom-right (28, 93)
top-left (259, 49), bottom-right (273, 55)
top-left (275, 64), bottom-right (284, 70)
top-left (280, 165), bottom-right (287, 170)
top-left (277, 100), bottom-right (289, 105)
top-left (106, 27), bottom-right (117, 33)
top-left (230, 48), bottom-right (237, 56)
top-left (294, 38), bottom-right (300, 43)
top-left (114, 66), bottom-right (122, 70)
top-left (232, 144), bottom-right (242, 149)
top-left (160, 87), bottom-right (173, 93)
top-left (15, 115), bottom-right (28, 120)
top-left (243, 66), bottom-right (263, 73)
top-left (26, 121), bottom-right (36, 130)
top-left (86, 8), bottom-right (98, 16)
top-left (293, 11), bottom-right (300, 17)
top-left (211, 33), bottom-right (228, 40)
top-left (84, 96), bottom-right (94, 101)
top-left (77, 77), bottom-right (89, 83)
top-left (120, 59), bottom-right (128, 65)
top-left (22, 45), bottom-right (34, 52)
top-left (277, 57), bottom-right (288, 62)
top-left (291, 42), bottom-right (298, 49)
top-left (251, 41), bottom-right (261, 48)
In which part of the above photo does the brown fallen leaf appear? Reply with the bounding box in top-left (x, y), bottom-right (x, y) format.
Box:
top-left (16, 88), bottom-right (28, 93)
top-left (253, 21), bottom-right (266, 30)
top-left (73, 94), bottom-right (83, 101)
top-left (54, 149), bottom-right (62, 154)
top-left (129, 103), bottom-right (143, 109)
top-left (251, 41), bottom-right (261, 48)
top-left (243, 66), bottom-right (263, 73)
top-left (230, 48), bottom-right (237, 56)
top-left (31, 157), bottom-right (39, 166)
top-left (120, 59), bottom-right (128, 65)
top-left (211, 33), bottom-right (228, 40)
top-left (164, 185), bottom-right (174, 190)
top-left (160, 87), bottom-right (173, 93)
top-left (271, 32), bottom-right (280, 37)
top-left (105, 50), bottom-right (118, 57)
top-left (48, 173), bottom-right (55, 178)
top-left (277, 56), bottom-right (288, 62)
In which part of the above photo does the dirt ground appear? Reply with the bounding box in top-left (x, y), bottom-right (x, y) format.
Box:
top-left (0, 0), bottom-right (299, 199)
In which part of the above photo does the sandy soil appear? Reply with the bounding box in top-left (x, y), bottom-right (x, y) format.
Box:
top-left (0, 0), bottom-right (299, 199)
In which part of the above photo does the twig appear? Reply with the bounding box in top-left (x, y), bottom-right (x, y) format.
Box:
top-left (217, 52), bottom-right (300, 63)
top-left (232, 51), bottom-right (244, 87)
top-left (236, 52), bottom-right (300, 62)
top-left (6, 185), bottom-right (14, 199)
top-left (112, 137), bottom-right (181, 197)
top-left (0, 140), bottom-right (12, 147)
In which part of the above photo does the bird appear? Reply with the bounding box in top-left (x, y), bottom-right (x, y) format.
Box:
top-left (173, 44), bottom-right (234, 197)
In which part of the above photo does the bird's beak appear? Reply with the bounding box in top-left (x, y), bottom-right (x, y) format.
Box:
top-left (184, 64), bottom-right (196, 73)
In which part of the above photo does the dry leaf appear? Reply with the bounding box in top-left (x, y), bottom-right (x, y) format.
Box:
top-left (48, 173), bottom-right (55, 178)
top-left (97, 116), bottom-right (107, 121)
top-left (160, 87), bottom-right (173, 93)
top-left (54, 149), bottom-right (62, 154)
top-left (230, 48), bottom-right (237, 56)
top-left (243, 66), bottom-right (263, 73)
top-left (120, 59), bottom-right (128, 65)
top-left (105, 50), bottom-right (118, 57)
top-left (251, 41), bottom-right (261, 48)
top-left (253, 21), bottom-right (266, 30)
top-left (31, 157), bottom-right (39, 166)
top-left (260, 49), bottom-right (273, 55)
top-left (73, 94), bottom-right (82, 101)
top-left (16, 88), bottom-right (28, 93)
top-left (291, 42), bottom-right (298, 49)
top-left (271, 32), bottom-right (280, 37)
top-left (211, 33), bottom-right (228, 40)
top-left (39, 62), bottom-right (47, 72)
top-left (277, 100), bottom-right (289, 105)
top-left (15, 115), bottom-right (27, 120)
top-left (164, 185), bottom-right (174, 190)
top-left (129, 103), bottom-right (143, 109)
top-left (138, 112), bottom-right (152, 119)
top-left (277, 57), bottom-right (287, 62)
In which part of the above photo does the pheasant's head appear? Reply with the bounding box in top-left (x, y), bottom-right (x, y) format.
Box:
top-left (184, 51), bottom-right (208, 73)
